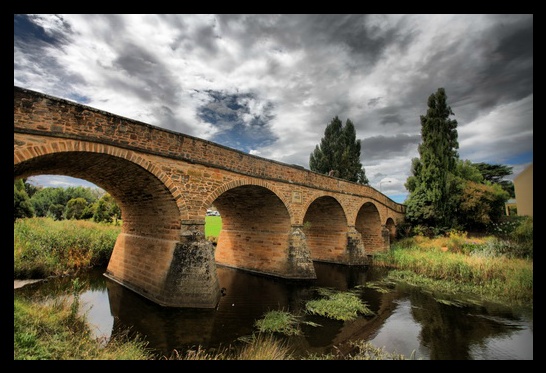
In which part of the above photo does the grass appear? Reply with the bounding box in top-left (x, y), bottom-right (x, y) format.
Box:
top-left (14, 290), bottom-right (153, 360)
top-left (164, 333), bottom-right (295, 360)
top-left (14, 216), bottom-right (222, 278)
top-left (373, 234), bottom-right (533, 307)
top-left (14, 217), bottom-right (120, 279)
top-left (253, 309), bottom-right (321, 336)
top-left (305, 287), bottom-right (375, 321)
top-left (205, 215), bottom-right (222, 241)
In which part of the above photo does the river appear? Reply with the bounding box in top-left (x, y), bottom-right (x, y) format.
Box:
top-left (14, 262), bottom-right (533, 360)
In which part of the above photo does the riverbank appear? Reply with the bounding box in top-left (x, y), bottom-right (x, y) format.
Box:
top-left (14, 279), bottom-right (42, 289)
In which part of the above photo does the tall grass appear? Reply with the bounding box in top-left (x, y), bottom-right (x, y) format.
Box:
top-left (14, 295), bottom-right (153, 360)
top-left (14, 216), bottom-right (221, 279)
top-left (373, 233), bottom-right (533, 306)
top-left (14, 217), bottom-right (120, 279)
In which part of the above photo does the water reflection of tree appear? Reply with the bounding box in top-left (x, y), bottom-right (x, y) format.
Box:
top-left (405, 284), bottom-right (521, 360)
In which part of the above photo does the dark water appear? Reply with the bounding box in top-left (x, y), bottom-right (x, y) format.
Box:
top-left (14, 263), bottom-right (533, 360)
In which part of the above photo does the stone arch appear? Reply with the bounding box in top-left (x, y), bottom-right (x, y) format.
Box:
top-left (14, 140), bottom-right (187, 240)
top-left (301, 192), bottom-right (347, 223)
top-left (211, 182), bottom-right (294, 277)
top-left (302, 195), bottom-right (348, 263)
top-left (385, 217), bottom-right (397, 243)
top-left (355, 201), bottom-right (384, 254)
top-left (204, 178), bottom-right (293, 221)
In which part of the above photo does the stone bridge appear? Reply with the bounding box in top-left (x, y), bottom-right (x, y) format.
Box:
top-left (14, 86), bottom-right (406, 309)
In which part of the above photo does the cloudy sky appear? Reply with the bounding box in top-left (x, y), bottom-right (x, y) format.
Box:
top-left (14, 14), bottom-right (533, 203)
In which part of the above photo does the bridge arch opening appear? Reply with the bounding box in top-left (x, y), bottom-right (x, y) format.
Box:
top-left (14, 150), bottom-right (224, 308)
top-left (303, 196), bottom-right (347, 263)
top-left (355, 202), bottom-right (383, 254)
top-left (14, 151), bottom-right (182, 240)
top-left (385, 217), bottom-right (397, 243)
top-left (212, 184), bottom-right (292, 276)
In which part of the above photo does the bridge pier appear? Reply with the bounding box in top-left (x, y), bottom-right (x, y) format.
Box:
top-left (381, 225), bottom-right (391, 251)
top-left (287, 226), bottom-right (317, 279)
top-left (104, 220), bottom-right (221, 309)
top-left (346, 226), bottom-right (370, 265)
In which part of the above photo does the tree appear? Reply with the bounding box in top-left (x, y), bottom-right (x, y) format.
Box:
top-left (457, 180), bottom-right (510, 231)
top-left (473, 162), bottom-right (513, 183)
top-left (309, 116), bottom-right (369, 184)
top-left (24, 181), bottom-right (40, 198)
top-left (14, 179), bottom-right (34, 221)
top-left (93, 193), bottom-right (121, 224)
top-left (473, 162), bottom-right (515, 198)
top-left (65, 197), bottom-right (89, 220)
top-left (29, 184), bottom-right (105, 219)
top-left (30, 187), bottom-right (66, 218)
top-left (404, 88), bottom-right (459, 230)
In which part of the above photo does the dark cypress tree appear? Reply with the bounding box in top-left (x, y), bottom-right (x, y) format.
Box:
top-left (309, 116), bottom-right (343, 176)
top-left (309, 116), bottom-right (369, 184)
top-left (404, 88), bottom-right (459, 230)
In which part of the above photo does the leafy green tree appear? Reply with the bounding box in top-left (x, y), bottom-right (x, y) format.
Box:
top-left (404, 88), bottom-right (459, 230)
top-left (457, 181), bottom-right (510, 230)
top-left (405, 90), bottom-right (514, 234)
top-left (48, 203), bottom-right (65, 220)
top-left (81, 203), bottom-right (96, 220)
top-left (24, 181), bottom-right (40, 198)
top-left (93, 193), bottom-right (121, 224)
top-left (473, 162), bottom-right (515, 198)
top-left (64, 197), bottom-right (89, 220)
top-left (455, 160), bottom-right (484, 183)
top-left (64, 186), bottom-right (98, 205)
top-left (309, 116), bottom-right (369, 184)
top-left (473, 162), bottom-right (513, 183)
top-left (454, 160), bottom-right (513, 227)
top-left (14, 179), bottom-right (34, 221)
top-left (31, 187), bottom-right (67, 218)
top-left (30, 184), bottom-right (102, 219)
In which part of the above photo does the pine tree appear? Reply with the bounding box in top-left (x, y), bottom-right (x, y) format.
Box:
top-left (404, 88), bottom-right (459, 230)
top-left (309, 116), bottom-right (369, 184)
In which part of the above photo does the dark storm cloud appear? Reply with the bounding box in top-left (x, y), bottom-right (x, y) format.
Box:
top-left (110, 43), bottom-right (181, 106)
top-left (164, 15), bottom-right (221, 56)
top-left (412, 15), bottom-right (533, 125)
top-left (361, 134), bottom-right (421, 162)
